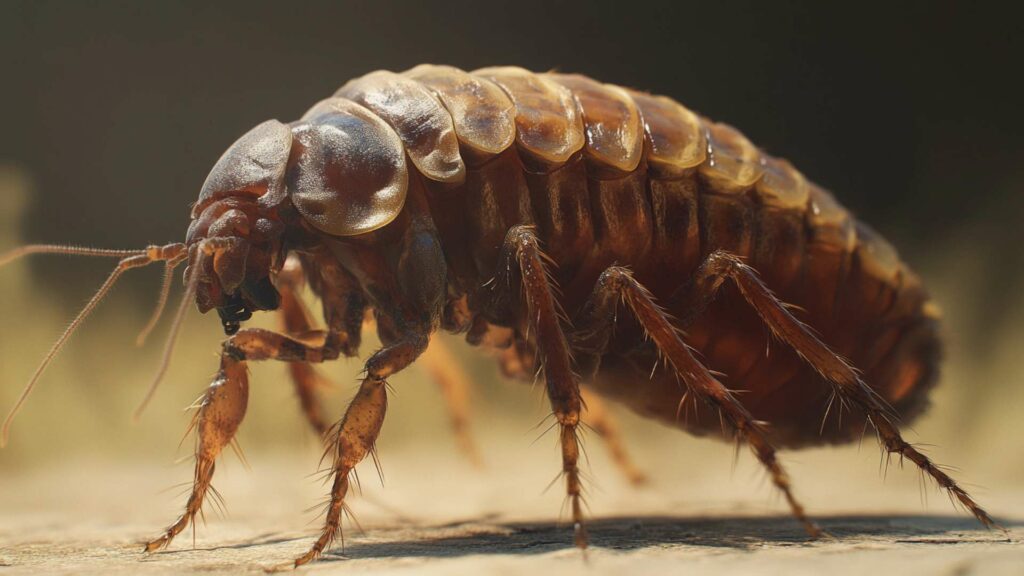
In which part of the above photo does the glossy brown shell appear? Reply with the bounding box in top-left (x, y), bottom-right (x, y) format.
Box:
top-left (291, 98), bottom-right (409, 236)
top-left (194, 120), bottom-right (293, 218)
top-left (282, 65), bottom-right (940, 448)
top-left (335, 71), bottom-right (465, 185)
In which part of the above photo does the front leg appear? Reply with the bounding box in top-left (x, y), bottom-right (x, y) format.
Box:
top-left (293, 330), bottom-right (429, 567)
top-left (145, 327), bottom-right (345, 552)
top-left (144, 354), bottom-right (247, 552)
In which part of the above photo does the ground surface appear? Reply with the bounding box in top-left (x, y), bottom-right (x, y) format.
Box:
top-left (2, 445), bottom-right (1020, 575)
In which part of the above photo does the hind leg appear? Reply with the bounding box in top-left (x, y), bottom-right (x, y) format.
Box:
top-left (575, 266), bottom-right (822, 537)
top-left (679, 250), bottom-right (997, 528)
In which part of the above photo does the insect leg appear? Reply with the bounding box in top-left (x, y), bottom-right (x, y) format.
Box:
top-left (683, 250), bottom-right (998, 529)
top-left (294, 331), bottom-right (429, 567)
top-left (419, 336), bottom-right (483, 467)
top-left (477, 325), bottom-right (645, 483)
top-left (578, 265), bottom-right (823, 538)
top-left (494, 225), bottom-right (588, 549)
top-left (372, 310), bottom-right (483, 466)
top-left (276, 259), bottom-right (334, 436)
top-left (579, 386), bottom-right (648, 485)
top-left (145, 327), bottom-right (350, 552)
top-left (564, 313), bottom-right (647, 486)
top-left (145, 352), bottom-right (249, 552)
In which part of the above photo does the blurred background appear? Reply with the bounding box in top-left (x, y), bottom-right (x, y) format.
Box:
top-left (1, 0), bottom-right (1022, 536)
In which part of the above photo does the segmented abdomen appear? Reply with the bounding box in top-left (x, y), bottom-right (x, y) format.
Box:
top-left (321, 65), bottom-right (942, 447)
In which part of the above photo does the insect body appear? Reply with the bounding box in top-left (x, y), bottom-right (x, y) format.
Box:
top-left (1, 64), bottom-right (998, 567)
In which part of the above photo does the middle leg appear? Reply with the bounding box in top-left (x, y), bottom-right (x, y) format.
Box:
top-left (495, 226), bottom-right (589, 548)
top-left (276, 259), bottom-right (335, 436)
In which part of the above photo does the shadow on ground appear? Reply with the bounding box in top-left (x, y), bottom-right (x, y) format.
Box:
top-left (210, 513), bottom-right (1016, 562)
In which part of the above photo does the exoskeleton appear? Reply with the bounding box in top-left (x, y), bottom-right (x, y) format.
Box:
top-left (0, 65), bottom-right (999, 567)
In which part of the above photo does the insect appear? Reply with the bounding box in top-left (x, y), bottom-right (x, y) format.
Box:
top-left (0, 64), bottom-right (999, 567)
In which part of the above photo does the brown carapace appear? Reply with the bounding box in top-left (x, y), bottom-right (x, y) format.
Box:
top-left (0, 65), bottom-right (1000, 567)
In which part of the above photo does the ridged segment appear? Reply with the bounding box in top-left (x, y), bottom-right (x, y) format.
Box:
top-left (628, 90), bottom-right (705, 178)
top-left (403, 64), bottom-right (516, 162)
top-left (806, 183), bottom-right (856, 251)
top-left (854, 221), bottom-right (902, 283)
top-left (473, 66), bottom-right (585, 169)
top-left (293, 98), bottom-right (408, 236)
top-left (700, 121), bottom-right (764, 192)
top-left (302, 65), bottom-right (908, 301)
top-left (336, 70), bottom-right (465, 184)
top-left (755, 156), bottom-right (809, 210)
top-left (547, 73), bottom-right (643, 176)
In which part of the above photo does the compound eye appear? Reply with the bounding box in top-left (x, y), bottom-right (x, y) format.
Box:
top-left (289, 99), bottom-right (408, 236)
